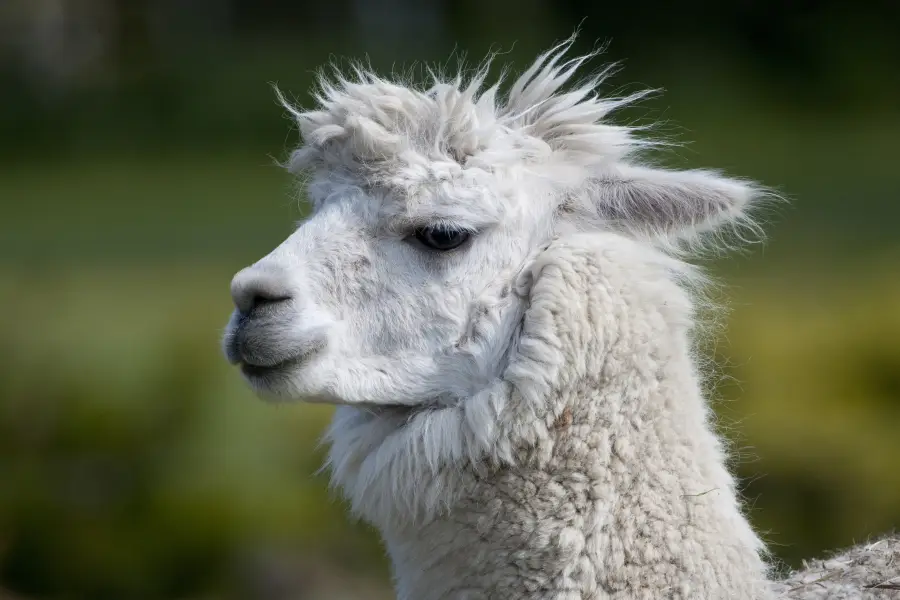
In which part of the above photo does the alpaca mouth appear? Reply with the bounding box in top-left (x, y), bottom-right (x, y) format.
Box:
top-left (237, 359), bottom-right (300, 389)
top-left (223, 307), bottom-right (330, 371)
top-left (239, 360), bottom-right (291, 378)
top-left (226, 321), bottom-right (326, 379)
top-left (236, 343), bottom-right (323, 383)
top-left (238, 344), bottom-right (323, 378)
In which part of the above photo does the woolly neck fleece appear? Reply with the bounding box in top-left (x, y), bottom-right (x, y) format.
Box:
top-left (325, 233), bottom-right (774, 599)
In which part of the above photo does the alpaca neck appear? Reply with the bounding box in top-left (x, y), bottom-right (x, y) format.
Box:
top-left (378, 345), bottom-right (773, 599)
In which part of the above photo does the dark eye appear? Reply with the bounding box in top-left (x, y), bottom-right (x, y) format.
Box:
top-left (413, 226), bottom-right (471, 251)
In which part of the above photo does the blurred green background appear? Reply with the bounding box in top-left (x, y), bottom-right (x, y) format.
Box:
top-left (1, 1), bottom-right (898, 598)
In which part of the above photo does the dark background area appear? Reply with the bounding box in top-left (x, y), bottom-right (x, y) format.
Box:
top-left (1, 1), bottom-right (898, 599)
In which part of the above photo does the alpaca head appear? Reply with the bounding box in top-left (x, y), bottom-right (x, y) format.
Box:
top-left (222, 39), bottom-right (762, 410)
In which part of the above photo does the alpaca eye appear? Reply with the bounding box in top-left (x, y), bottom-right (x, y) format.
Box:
top-left (413, 226), bottom-right (471, 251)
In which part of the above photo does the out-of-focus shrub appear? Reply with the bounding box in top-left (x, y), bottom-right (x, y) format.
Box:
top-left (716, 265), bottom-right (900, 569)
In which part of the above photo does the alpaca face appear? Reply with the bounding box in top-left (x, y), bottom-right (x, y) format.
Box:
top-left (222, 41), bottom-right (766, 407)
top-left (222, 166), bottom-right (555, 406)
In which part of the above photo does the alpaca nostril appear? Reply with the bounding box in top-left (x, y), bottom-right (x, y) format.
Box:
top-left (230, 267), bottom-right (294, 315)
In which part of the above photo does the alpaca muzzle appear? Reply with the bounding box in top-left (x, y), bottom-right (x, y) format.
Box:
top-left (223, 263), bottom-right (333, 387)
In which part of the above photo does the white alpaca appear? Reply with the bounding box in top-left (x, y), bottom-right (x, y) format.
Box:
top-left (222, 39), bottom-right (898, 599)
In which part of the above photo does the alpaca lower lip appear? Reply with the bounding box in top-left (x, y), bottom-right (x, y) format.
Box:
top-left (240, 361), bottom-right (285, 378)
top-left (238, 344), bottom-right (323, 380)
top-left (239, 355), bottom-right (305, 379)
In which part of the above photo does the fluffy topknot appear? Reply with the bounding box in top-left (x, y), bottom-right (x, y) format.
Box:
top-left (277, 36), bottom-right (655, 191)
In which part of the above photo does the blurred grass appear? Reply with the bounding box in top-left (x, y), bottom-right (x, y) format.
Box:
top-left (0, 153), bottom-right (299, 266)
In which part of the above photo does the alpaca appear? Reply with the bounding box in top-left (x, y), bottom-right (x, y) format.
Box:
top-left (221, 39), bottom-right (898, 599)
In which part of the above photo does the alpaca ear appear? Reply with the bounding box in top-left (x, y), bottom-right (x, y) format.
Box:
top-left (585, 164), bottom-right (761, 242)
